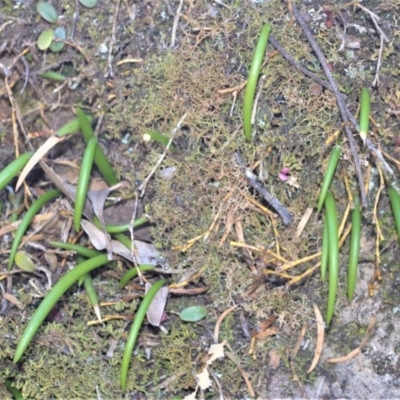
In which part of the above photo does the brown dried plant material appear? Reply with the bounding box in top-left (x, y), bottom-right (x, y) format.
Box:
top-left (309, 82), bottom-right (323, 97)
top-left (295, 207), bottom-right (313, 238)
top-left (16, 135), bottom-right (66, 191)
top-left (290, 324), bottom-right (307, 360)
top-left (213, 305), bottom-right (237, 343)
top-left (307, 303), bottom-right (324, 373)
top-left (327, 317), bottom-right (376, 363)
top-left (269, 349), bottom-right (281, 370)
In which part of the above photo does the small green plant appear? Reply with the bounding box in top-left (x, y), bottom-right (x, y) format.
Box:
top-left (8, 189), bottom-right (62, 270)
top-left (317, 145), bottom-right (341, 212)
top-left (13, 255), bottom-right (110, 363)
top-left (92, 215), bottom-right (149, 233)
top-left (320, 209), bottom-right (329, 282)
top-left (243, 23), bottom-right (272, 142)
top-left (143, 131), bottom-right (178, 154)
top-left (347, 197), bottom-right (361, 302)
top-left (0, 152), bottom-right (33, 191)
top-left (76, 108), bottom-right (118, 186)
top-left (359, 88), bottom-right (370, 144)
top-left (119, 265), bottom-right (156, 288)
top-left (388, 185), bottom-right (400, 243)
top-left (324, 191), bottom-right (339, 325)
top-left (120, 279), bottom-right (167, 391)
top-left (74, 137), bottom-right (97, 231)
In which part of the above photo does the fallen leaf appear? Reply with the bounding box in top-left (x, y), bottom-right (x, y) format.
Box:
top-left (15, 251), bottom-right (36, 272)
top-left (146, 283), bottom-right (169, 327)
top-left (207, 342), bottom-right (225, 364)
top-left (81, 220), bottom-right (160, 264)
top-left (196, 368), bottom-right (212, 390)
top-left (3, 293), bottom-right (25, 310)
top-left (16, 136), bottom-right (66, 191)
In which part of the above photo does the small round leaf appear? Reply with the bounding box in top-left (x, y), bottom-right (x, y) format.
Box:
top-left (36, 2), bottom-right (58, 24)
top-left (78, 0), bottom-right (98, 8)
top-left (15, 251), bottom-right (36, 272)
top-left (37, 28), bottom-right (54, 51)
top-left (179, 305), bottom-right (208, 322)
top-left (49, 26), bottom-right (66, 52)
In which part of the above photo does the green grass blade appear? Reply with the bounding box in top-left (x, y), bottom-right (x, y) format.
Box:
top-left (321, 210), bottom-right (329, 282)
top-left (9, 189), bottom-right (62, 270)
top-left (93, 215), bottom-right (149, 233)
top-left (359, 88), bottom-right (370, 144)
top-left (119, 265), bottom-right (156, 288)
top-left (143, 131), bottom-right (178, 154)
top-left (317, 145), bottom-right (341, 213)
top-left (120, 279), bottom-right (167, 390)
top-left (325, 191), bottom-right (339, 325)
top-left (0, 152), bottom-right (33, 191)
top-left (74, 136), bottom-right (97, 231)
top-left (243, 23), bottom-right (272, 142)
top-left (76, 108), bottom-right (118, 185)
top-left (55, 115), bottom-right (93, 137)
top-left (48, 241), bottom-right (102, 258)
top-left (347, 197), bottom-right (361, 302)
top-left (388, 186), bottom-right (400, 244)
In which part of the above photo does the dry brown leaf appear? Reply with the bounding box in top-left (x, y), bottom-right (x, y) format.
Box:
top-left (3, 292), bottom-right (25, 310)
top-left (254, 326), bottom-right (278, 340)
top-left (80, 220), bottom-right (160, 264)
top-left (291, 324), bottom-right (307, 359)
top-left (295, 207), bottom-right (313, 238)
top-left (39, 161), bottom-right (74, 202)
top-left (307, 303), bottom-right (324, 373)
top-left (16, 136), bottom-right (65, 191)
top-left (86, 182), bottom-right (128, 259)
top-left (146, 283), bottom-right (169, 327)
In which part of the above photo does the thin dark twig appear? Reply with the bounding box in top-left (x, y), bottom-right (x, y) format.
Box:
top-left (269, 35), bottom-right (333, 93)
top-left (289, 3), bottom-right (367, 207)
top-left (235, 153), bottom-right (292, 226)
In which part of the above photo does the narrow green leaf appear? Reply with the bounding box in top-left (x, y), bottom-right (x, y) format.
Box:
top-left (13, 255), bottom-right (109, 363)
top-left (388, 185), bottom-right (400, 244)
top-left (120, 279), bottom-right (167, 390)
top-left (76, 108), bottom-right (118, 185)
top-left (317, 146), bottom-right (341, 213)
top-left (74, 137), bottom-right (97, 231)
top-left (55, 115), bottom-right (93, 137)
top-left (9, 189), bottom-right (62, 270)
top-left (359, 88), bottom-right (370, 144)
top-left (347, 197), bottom-right (361, 302)
top-left (40, 70), bottom-right (66, 81)
top-left (0, 152), bottom-right (33, 192)
top-left (325, 191), bottom-right (339, 325)
top-left (243, 23), bottom-right (272, 142)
